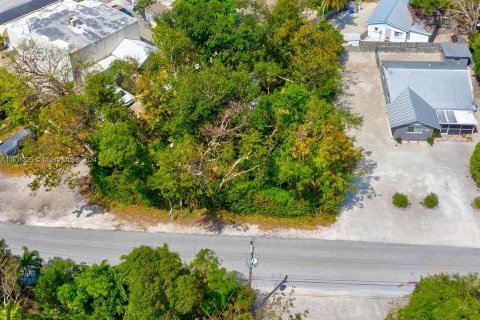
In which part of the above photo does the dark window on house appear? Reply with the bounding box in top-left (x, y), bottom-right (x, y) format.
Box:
top-left (394, 31), bottom-right (402, 37)
top-left (407, 126), bottom-right (423, 134)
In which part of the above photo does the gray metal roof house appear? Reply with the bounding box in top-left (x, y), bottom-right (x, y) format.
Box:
top-left (381, 60), bottom-right (477, 140)
top-left (367, 0), bottom-right (434, 42)
top-left (368, 0), bottom-right (412, 31)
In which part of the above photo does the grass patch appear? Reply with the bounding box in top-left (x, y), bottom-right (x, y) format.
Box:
top-left (0, 161), bottom-right (27, 177)
top-left (392, 192), bottom-right (409, 208)
top-left (423, 193), bottom-right (438, 209)
top-left (111, 205), bottom-right (336, 230)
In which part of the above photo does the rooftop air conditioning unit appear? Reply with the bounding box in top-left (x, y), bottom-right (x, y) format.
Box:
top-left (69, 16), bottom-right (80, 28)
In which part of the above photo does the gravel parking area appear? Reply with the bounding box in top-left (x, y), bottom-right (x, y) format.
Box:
top-left (330, 2), bottom-right (378, 34)
top-left (318, 51), bottom-right (480, 247)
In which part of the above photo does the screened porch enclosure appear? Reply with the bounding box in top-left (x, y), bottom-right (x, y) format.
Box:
top-left (436, 110), bottom-right (477, 135)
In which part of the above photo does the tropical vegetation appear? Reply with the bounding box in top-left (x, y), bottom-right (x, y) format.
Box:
top-left (0, 0), bottom-right (360, 219)
top-left (0, 239), bottom-right (302, 319)
top-left (386, 273), bottom-right (480, 320)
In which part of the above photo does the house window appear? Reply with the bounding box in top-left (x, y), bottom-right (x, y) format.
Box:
top-left (394, 31), bottom-right (402, 37)
top-left (407, 126), bottom-right (423, 134)
top-left (374, 27), bottom-right (379, 31)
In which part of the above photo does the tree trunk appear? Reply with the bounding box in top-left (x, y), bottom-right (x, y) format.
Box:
top-left (168, 200), bottom-right (174, 220)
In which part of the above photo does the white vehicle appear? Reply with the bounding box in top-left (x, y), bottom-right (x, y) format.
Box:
top-left (115, 86), bottom-right (134, 107)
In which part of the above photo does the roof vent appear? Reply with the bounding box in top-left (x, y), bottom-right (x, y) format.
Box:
top-left (69, 16), bottom-right (80, 28)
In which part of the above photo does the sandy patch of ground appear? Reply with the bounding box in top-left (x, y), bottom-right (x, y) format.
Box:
top-left (291, 289), bottom-right (407, 320)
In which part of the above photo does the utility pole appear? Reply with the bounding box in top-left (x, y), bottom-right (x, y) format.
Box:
top-left (248, 240), bottom-right (257, 288)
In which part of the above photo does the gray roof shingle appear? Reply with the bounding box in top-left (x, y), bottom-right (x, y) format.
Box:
top-left (382, 61), bottom-right (475, 111)
top-left (387, 88), bottom-right (440, 129)
top-left (382, 60), bottom-right (466, 70)
top-left (368, 0), bottom-right (412, 32)
top-left (441, 43), bottom-right (472, 59)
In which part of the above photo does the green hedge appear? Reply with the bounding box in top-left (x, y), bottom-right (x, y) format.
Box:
top-left (470, 143), bottom-right (480, 184)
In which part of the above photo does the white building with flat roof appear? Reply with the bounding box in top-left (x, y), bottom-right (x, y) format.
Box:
top-left (6, 0), bottom-right (154, 68)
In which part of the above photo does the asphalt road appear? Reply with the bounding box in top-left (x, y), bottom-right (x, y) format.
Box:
top-left (1, 221), bottom-right (480, 298)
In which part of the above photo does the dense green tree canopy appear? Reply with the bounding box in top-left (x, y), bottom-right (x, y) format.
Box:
top-left (387, 274), bottom-right (480, 320)
top-left (0, 240), bottom-right (259, 319)
top-left (5, 0), bottom-right (360, 218)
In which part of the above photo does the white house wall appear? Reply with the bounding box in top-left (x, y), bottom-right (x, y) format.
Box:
top-left (368, 24), bottom-right (430, 43)
top-left (368, 24), bottom-right (407, 42)
top-left (407, 31), bottom-right (429, 42)
top-left (70, 21), bottom-right (140, 65)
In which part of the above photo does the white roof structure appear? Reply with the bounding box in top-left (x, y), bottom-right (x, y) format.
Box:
top-left (8, 0), bottom-right (138, 51)
top-left (436, 110), bottom-right (477, 125)
top-left (112, 39), bottom-right (156, 65)
top-left (96, 39), bottom-right (157, 70)
top-left (342, 33), bottom-right (360, 47)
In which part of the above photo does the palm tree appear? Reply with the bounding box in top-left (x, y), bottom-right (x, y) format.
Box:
top-left (321, 0), bottom-right (349, 19)
top-left (20, 247), bottom-right (42, 285)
